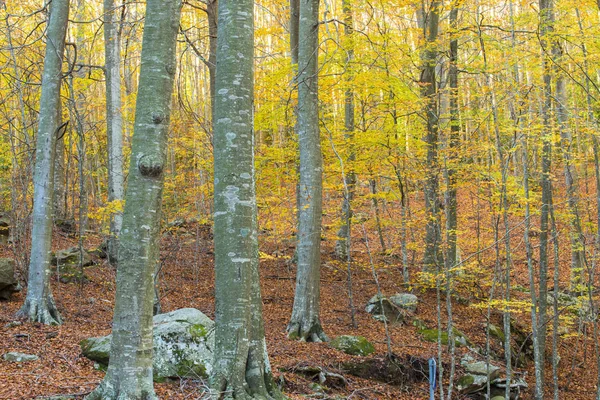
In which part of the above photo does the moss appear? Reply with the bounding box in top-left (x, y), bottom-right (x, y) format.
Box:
top-left (188, 324), bottom-right (207, 340)
top-left (418, 327), bottom-right (470, 347)
top-left (457, 374), bottom-right (475, 387)
top-left (330, 335), bottom-right (375, 356)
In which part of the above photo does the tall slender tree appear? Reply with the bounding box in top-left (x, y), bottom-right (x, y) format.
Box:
top-left (86, 0), bottom-right (182, 398)
top-left (104, 0), bottom-right (124, 264)
top-left (17, 0), bottom-right (71, 325)
top-left (288, 0), bottom-right (328, 342)
top-left (334, 0), bottom-right (356, 261)
top-left (419, 0), bottom-right (443, 273)
top-left (210, 0), bottom-right (282, 398)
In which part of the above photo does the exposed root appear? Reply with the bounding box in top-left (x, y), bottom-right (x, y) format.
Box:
top-left (16, 296), bottom-right (62, 325)
top-left (85, 379), bottom-right (158, 400)
top-left (212, 379), bottom-right (284, 400)
top-left (287, 321), bottom-right (328, 343)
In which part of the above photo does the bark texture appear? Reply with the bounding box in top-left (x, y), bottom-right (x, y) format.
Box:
top-left (104, 0), bottom-right (125, 265)
top-left (334, 0), bottom-right (356, 260)
top-left (288, 0), bottom-right (328, 343)
top-left (17, 0), bottom-right (71, 325)
top-left (210, 0), bottom-right (282, 398)
top-left (419, 0), bottom-right (443, 273)
top-left (85, 1), bottom-right (182, 398)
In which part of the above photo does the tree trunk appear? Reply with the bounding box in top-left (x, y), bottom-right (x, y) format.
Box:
top-left (17, 0), bottom-right (71, 325)
top-left (210, 1), bottom-right (282, 397)
top-left (536, 0), bottom-right (555, 396)
top-left (288, 0), bottom-right (327, 342)
top-left (85, 1), bottom-right (182, 398)
top-left (207, 0), bottom-right (217, 125)
top-left (104, 0), bottom-right (125, 265)
top-left (335, 0), bottom-right (355, 260)
top-left (290, 0), bottom-right (299, 66)
top-left (445, 1), bottom-right (459, 272)
top-left (420, 0), bottom-right (443, 273)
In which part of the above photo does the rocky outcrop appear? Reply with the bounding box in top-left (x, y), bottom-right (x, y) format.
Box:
top-left (0, 258), bottom-right (18, 300)
top-left (365, 293), bottom-right (418, 323)
top-left (330, 335), bottom-right (375, 356)
top-left (81, 308), bottom-right (214, 381)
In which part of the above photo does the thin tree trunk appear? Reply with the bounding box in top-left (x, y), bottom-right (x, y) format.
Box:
top-left (536, 0), bottom-right (556, 395)
top-left (17, 0), bottom-right (71, 325)
top-left (85, 1), bottom-right (182, 398)
top-left (288, 0), bottom-right (328, 342)
top-left (334, 0), bottom-right (356, 260)
top-left (210, 0), bottom-right (282, 398)
top-left (104, 0), bottom-right (124, 265)
top-left (420, 0), bottom-right (443, 273)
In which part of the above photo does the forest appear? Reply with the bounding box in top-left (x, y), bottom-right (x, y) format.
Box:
top-left (1, 0), bottom-right (600, 399)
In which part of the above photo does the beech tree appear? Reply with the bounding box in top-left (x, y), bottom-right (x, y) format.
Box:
top-left (288, 0), bottom-right (328, 342)
top-left (103, 0), bottom-right (124, 264)
top-left (17, 0), bottom-right (70, 325)
top-left (210, 0), bottom-right (281, 398)
top-left (85, 0), bottom-right (182, 398)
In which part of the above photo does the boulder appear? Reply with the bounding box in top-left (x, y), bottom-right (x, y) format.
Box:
top-left (0, 258), bottom-right (18, 300)
top-left (51, 247), bottom-right (93, 283)
top-left (365, 293), bottom-right (417, 323)
top-left (3, 352), bottom-right (38, 362)
top-left (0, 214), bottom-right (9, 245)
top-left (330, 335), bottom-right (375, 356)
top-left (389, 293), bottom-right (418, 313)
top-left (81, 308), bottom-right (214, 381)
top-left (418, 327), bottom-right (470, 347)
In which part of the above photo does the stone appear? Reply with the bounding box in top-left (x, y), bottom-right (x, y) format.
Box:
top-left (366, 293), bottom-right (416, 323)
top-left (460, 355), bottom-right (501, 381)
top-left (0, 258), bottom-right (18, 300)
top-left (457, 373), bottom-right (488, 394)
top-left (81, 308), bottom-right (214, 381)
top-left (488, 323), bottom-right (505, 342)
top-left (3, 352), bottom-right (38, 362)
top-left (330, 335), bottom-right (375, 356)
top-left (51, 247), bottom-right (93, 283)
top-left (0, 214), bottom-right (9, 245)
top-left (389, 293), bottom-right (418, 313)
top-left (419, 327), bottom-right (470, 347)
top-left (52, 247), bottom-right (93, 268)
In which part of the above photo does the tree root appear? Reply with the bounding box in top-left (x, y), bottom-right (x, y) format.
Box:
top-left (212, 378), bottom-right (284, 400)
top-left (16, 296), bottom-right (62, 325)
top-left (85, 380), bottom-right (158, 400)
top-left (287, 321), bottom-right (328, 343)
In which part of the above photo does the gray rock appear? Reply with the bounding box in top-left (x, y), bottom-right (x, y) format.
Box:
top-left (366, 293), bottom-right (417, 323)
top-left (460, 355), bottom-right (501, 380)
top-left (330, 335), bottom-right (375, 356)
top-left (52, 247), bottom-right (93, 268)
top-left (81, 308), bottom-right (214, 381)
top-left (3, 352), bottom-right (38, 362)
top-left (51, 247), bottom-right (93, 283)
top-left (488, 323), bottom-right (505, 342)
top-left (0, 215), bottom-right (8, 245)
top-left (0, 258), bottom-right (18, 300)
top-left (389, 293), bottom-right (418, 313)
top-left (457, 373), bottom-right (488, 394)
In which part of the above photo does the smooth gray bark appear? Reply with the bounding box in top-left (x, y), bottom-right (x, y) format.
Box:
top-left (85, 1), bottom-right (182, 398)
top-left (419, 0), bottom-right (443, 273)
top-left (17, 0), bottom-right (71, 325)
top-left (536, 0), bottom-right (555, 397)
top-left (290, 0), bottom-right (299, 66)
top-left (334, 0), bottom-right (356, 260)
top-left (288, 0), bottom-right (327, 343)
top-left (210, 0), bottom-right (282, 398)
top-left (104, 0), bottom-right (124, 265)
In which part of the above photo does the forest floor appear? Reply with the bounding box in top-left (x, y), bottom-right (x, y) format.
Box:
top-left (0, 221), bottom-right (598, 399)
